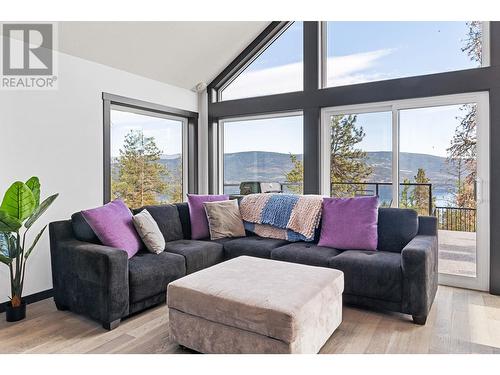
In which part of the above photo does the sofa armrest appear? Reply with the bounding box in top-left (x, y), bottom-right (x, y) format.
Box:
top-left (401, 234), bottom-right (438, 318)
top-left (49, 226), bottom-right (129, 325)
top-left (417, 215), bottom-right (438, 236)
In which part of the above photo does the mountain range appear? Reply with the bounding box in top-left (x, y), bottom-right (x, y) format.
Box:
top-left (123, 150), bottom-right (461, 204)
top-left (221, 151), bottom-right (460, 202)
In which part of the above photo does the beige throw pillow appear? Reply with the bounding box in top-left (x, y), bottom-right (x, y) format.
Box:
top-left (132, 209), bottom-right (165, 254)
top-left (203, 199), bottom-right (246, 240)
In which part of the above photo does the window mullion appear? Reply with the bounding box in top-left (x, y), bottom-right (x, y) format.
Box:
top-left (391, 108), bottom-right (400, 208)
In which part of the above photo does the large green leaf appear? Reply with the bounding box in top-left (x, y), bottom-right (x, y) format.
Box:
top-left (24, 225), bottom-right (46, 259)
top-left (0, 232), bottom-right (10, 257)
top-left (0, 182), bottom-right (36, 221)
top-left (0, 210), bottom-right (22, 232)
top-left (26, 177), bottom-right (41, 207)
top-left (25, 193), bottom-right (58, 229)
top-left (0, 232), bottom-right (17, 259)
top-left (8, 233), bottom-right (18, 258)
top-left (0, 253), bottom-right (12, 265)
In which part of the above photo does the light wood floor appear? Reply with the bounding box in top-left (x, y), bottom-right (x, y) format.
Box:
top-left (1, 285), bottom-right (500, 354)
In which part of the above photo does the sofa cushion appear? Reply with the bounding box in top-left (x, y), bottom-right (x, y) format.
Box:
top-left (204, 199), bottom-right (246, 240)
top-left (81, 199), bottom-right (142, 258)
top-left (318, 196), bottom-right (378, 251)
top-left (134, 204), bottom-right (184, 242)
top-left (71, 211), bottom-right (100, 244)
top-left (132, 209), bottom-right (165, 254)
top-left (187, 194), bottom-right (229, 240)
top-left (175, 202), bottom-right (191, 239)
top-left (224, 237), bottom-right (289, 259)
top-left (377, 208), bottom-right (418, 253)
top-left (271, 242), bottom-right (341, 267)
top-left (128, 251), bottom-right (186, 303)
top-left (165, 240), bottom-right (225, 274)
top-left (329, 250), bottom-right (402, 302)
top-left (208, 237), bottom-right (236, 245)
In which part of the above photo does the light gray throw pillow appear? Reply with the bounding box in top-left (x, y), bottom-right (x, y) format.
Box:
top-left (132, 209), bottom-right (165, 254)
top-left (203, 199), bottom-right (246, 240)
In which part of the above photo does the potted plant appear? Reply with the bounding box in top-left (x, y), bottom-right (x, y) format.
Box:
top-left (0, 177), bottom-right (58, 322)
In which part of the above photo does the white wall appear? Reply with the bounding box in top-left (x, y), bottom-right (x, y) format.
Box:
top-left (0, 51), bottom-right (197, 304)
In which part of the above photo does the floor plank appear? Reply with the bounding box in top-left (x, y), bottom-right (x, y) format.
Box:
top-left (1, 285), bottom-right (499, 354)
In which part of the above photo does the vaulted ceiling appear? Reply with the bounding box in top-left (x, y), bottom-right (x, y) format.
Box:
top-left (58, 21), bottom-right (270, 90)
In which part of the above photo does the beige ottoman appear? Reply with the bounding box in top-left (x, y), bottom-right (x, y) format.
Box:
top-left (167, 256), bottom-right (344, 354)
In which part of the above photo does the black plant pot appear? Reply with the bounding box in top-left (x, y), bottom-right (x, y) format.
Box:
top-left (6, 301), bottom-right (26, 322)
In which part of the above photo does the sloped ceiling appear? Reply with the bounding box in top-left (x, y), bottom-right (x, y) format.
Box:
top-left (58, 21), bottom-right (270, 90)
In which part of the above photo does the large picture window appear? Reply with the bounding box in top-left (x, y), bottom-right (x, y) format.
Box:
top-left (209, 21), bottom-right (498, 293)
top-left (322, 92), bottom-right (489, 291)
top-left (107, 105), bottom-right (187, 208)
top-left (325, 21), bottom-right (487, 87)
top-left (220, 22), bottom-right (303, 101)
top-left (220, 114), bottom-right (303, 194)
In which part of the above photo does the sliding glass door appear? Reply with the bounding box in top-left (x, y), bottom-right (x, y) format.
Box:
top-left (322, 93), bottom-right (489, 291)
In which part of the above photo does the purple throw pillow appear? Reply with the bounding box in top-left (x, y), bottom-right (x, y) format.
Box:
top-left (81, 199), bottom-right (142, 258)
top-left (318, 196), bottom-right (379, 251)
top-left (187, 194), bottom-right (229, 239)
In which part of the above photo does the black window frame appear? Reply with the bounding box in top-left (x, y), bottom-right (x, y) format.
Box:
top-left (207, 21), bottom-right (500, 295)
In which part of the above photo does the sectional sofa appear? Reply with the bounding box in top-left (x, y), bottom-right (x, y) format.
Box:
top-left (49, 202), bottom-right (438, 330)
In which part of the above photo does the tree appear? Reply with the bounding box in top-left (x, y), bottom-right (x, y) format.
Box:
top-left (399, 178), bottom-right (414, 208)
top-left (285, 154), bottom-right (304, 194)
top-left (329, 115), bottom-right (373, 196)
top-left (447, 156), bottom-right (476, 209)
top-left (462, 21), bottom-right (482, 64)
top-left (447, 104), bottom-right (477, 183)
top-left (168, 158), bottom-right (184, 202)
top-left (413, 168), bottom-right (433, 216)
top-left (169, 183), bottom-right (183, 203)
top-left (456, 178), bottom-right (475, 209)
top-left (447, 21), bottom-right (480, 181)
top-left (283, 114), bottom-right (372, 196)
top-left (112, 129), bottom-right (169, 208)
top-left (443, 22), bottom-right (482, 210)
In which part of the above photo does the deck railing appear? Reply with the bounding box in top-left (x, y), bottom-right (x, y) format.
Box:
top-left (330, 181), bottom-right (433, 215)
top-left (434, 206), bottom-right (477, 232)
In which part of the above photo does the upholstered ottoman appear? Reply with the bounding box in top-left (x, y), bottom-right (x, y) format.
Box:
top-left (167, 256), bottom-right (344, 354)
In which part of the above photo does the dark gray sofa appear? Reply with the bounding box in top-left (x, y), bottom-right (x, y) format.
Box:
top-left (49, 203), bottom-right (438, 330)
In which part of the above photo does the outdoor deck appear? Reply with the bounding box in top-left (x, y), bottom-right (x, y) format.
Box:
top-left (439, 229), bottom-right (476, 277)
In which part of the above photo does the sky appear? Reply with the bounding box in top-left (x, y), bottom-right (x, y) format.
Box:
top-left (110, 109), bottom-right (183, 158)
top-left (223, 115), bottom-right (303, 154)
top-left (221, 21), bottom-right (480, 157)
top-left (348, 104), bottom-right (469, 157)
top-left (326, 21), bottom-right (479, 86)
top-left (111, 22), bottom-right (480, 160)
top-left (222, 104), bottom-right (471, 157)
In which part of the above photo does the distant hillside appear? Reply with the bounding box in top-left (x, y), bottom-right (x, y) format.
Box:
top-left (366, 151), bottom-right (456, 196)
top-left (113, 154), bottom-right (183, 180)
top-left (111, 154), bottom-right (182, 202)
top-left (112, 150), bottom-right (458, 202)
top-left (368, 151), bottom-right (453, 181)
top-left (159, 154), bottom-right (182, 180)
top-left (223, 151), bottom-right (302, 183)
top-left (222, 151), bottom-right (458, 200)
